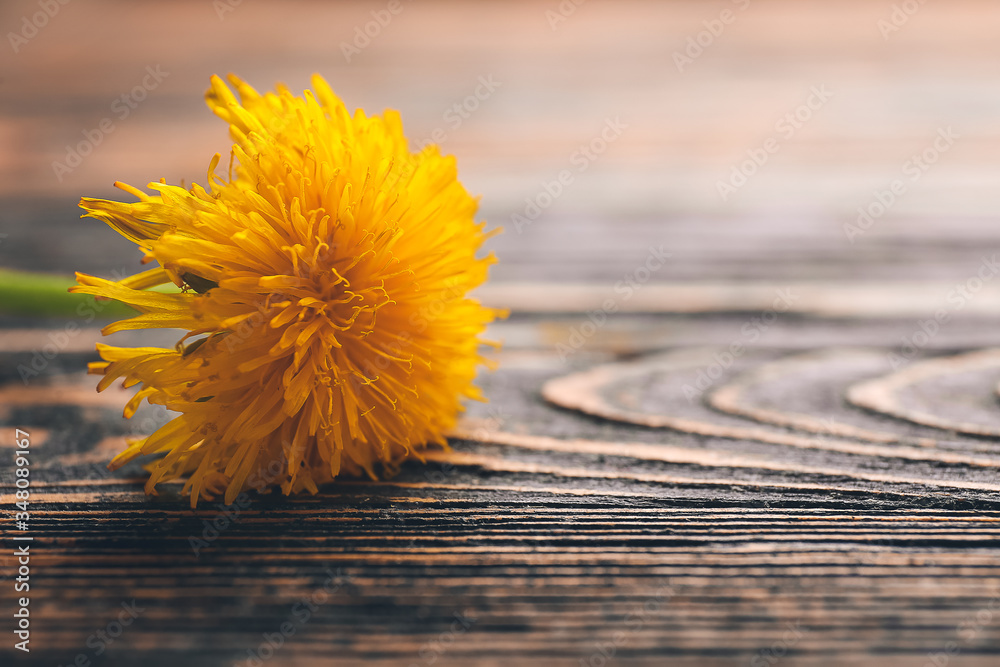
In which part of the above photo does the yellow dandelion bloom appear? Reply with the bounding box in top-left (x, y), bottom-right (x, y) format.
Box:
top-left (71, 74), bottom-right (502, 507)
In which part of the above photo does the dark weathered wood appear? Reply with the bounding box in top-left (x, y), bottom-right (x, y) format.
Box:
top-left (5, 1), bottom-right (1000, 665)
top-left (5, 312), bottom-right (1000, 667)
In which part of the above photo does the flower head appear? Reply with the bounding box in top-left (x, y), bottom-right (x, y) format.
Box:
top-left (72, 74), bottom-right (501, 506)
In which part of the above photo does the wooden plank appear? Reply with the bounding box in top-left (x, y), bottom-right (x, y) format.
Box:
top-left (5, 315), bottom-right (1000, 666)
top-left (4, 1), bottom-right (1000, 665)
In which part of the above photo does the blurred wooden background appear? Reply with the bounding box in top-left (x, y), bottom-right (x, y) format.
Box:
top-left (3, 1), bottom-right (1000, 665)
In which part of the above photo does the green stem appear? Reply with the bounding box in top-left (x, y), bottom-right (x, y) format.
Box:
top-left (0, 269), bottom-right (138, 318)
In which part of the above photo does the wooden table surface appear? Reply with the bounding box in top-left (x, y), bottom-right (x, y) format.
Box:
top-left (4, 1), bottom-right (1000, 665)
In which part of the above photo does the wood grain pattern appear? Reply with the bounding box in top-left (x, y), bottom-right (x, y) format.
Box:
top-left (5, 319), bottom-right (1000, 667)
top-left (5, 1), bottom-right (1000, 665)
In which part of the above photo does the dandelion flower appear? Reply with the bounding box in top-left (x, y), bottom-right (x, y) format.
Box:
top-left (71, 74), bottom-right (502, 506)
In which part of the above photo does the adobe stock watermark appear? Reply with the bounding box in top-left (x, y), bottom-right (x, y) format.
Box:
top-left (673, 0), bottom-right (751, 73)
top-left (52, 66), bottom-right (170, 182)
top-left (682, 288), bottom-right (799, 402)
top-left (237, 568), bottom-right (351, 667)
top-left (219, 291), bottom-right (295, 354)
top-left (511, 116), bottom-right (628, 233)
top-left (17, 268), bottom-right (132, 384)
top-left (887, 254), bottom-right (1000, 369)
top-left (717, 84), bottom-right (833, 202)
top-left (578, 581), bottom-right (674, 667)
top-left (922, 587), bottom-right (1000, 667)
top-left (546, 0), bottom-right (587, 31)
top-left (340, 0), bottom-right (409, 63)
top-left (188, 495), bottom-right (252, 557)
top-left (55, 600), bottom-right (145, 667)
top-left (410, 75), bottom-right (502, 153)
top-left (349, 276), bottom-right (481, 393)
top-left (213, 0), bottom-right (243, 20)
top-left (7, 0), bottom-right (70, 54)
top-left (189, 452), bottom-right (296, 556)
top-left (556, 245), bottom-right (671, 361)
top-left (878, 0), bottom-right (930, 40)
top-left (749, 621), bottom-right (804, 667)
top-left (379, 75), bottom-right (501, 196)
top-left (844, 126), bottom-right (958, 243)
top-left (428, 403), bottom-right (508, 484)
top-left (407, 611), bottom-right (477, 667)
